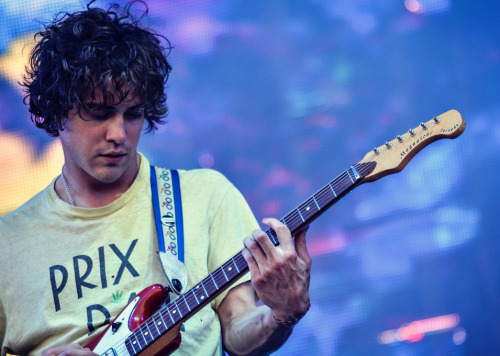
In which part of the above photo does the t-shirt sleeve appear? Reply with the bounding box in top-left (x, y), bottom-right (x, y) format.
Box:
top-left (207, 177), bottom-right (260, 310)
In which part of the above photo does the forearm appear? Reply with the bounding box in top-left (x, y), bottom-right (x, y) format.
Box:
top-left (222, 305), bottom-right (295, 356)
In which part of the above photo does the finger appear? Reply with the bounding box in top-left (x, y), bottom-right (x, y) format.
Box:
top-left (263, 217), bottom-right (294, 251)
top-left (250, 228), bottom-right (277, 261)
top-left (294, 226), bottom-right (312, 268)
top-left (242, 237), bottom-right (265, 273)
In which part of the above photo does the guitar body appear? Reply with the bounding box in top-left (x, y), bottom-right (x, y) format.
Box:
top-left (86, 284), bottom-right (182, 356)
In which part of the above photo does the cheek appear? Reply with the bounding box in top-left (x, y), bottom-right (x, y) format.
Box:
top-left (128, 120), bottom-right (145, 142)
top-left (60, 125), bottom-right (100, 153)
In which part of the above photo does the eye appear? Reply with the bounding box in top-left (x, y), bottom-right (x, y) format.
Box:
top-left (125, 107), bottom-right (144, 120)
top-left (90, 110), bottom-right (112, 120)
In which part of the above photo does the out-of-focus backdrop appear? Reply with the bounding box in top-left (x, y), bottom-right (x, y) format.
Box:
top-left (1, 0), bottom-right (498, 354)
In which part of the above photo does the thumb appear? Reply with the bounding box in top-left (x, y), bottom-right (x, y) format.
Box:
top-left (294, 226), bottom-right (311, 266)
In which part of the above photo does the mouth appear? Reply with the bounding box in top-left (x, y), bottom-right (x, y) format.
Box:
top-left (100, 152), bottom-right (127, 164)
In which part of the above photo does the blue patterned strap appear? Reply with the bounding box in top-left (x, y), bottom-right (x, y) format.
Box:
top-left (150, 166), bottom-right (187, 294)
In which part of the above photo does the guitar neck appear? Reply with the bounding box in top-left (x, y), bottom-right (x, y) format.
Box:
top-left (124, 110), bottom-right (466, 355)
top-left (124, 161), bottom-right (376, 355)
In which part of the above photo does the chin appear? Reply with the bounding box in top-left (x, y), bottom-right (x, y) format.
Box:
top-left (94, 168), bottom-right (125, 184)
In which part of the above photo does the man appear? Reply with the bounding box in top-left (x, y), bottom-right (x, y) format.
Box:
top-left (0, 2), bottom-right (311, 356)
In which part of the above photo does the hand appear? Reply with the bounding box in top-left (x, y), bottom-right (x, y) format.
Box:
top-left (41, 343), bottom-right (98, 356)
top-left (242, 218), bottom-right (311, 323)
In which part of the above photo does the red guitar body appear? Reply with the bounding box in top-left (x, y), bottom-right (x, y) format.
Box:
top-left (86, 284), bottom-right (182, 356)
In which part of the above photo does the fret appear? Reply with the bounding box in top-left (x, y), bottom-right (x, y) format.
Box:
top-left (155, 312), bottom-right (169, 333)
top-left (347, 169), bottom-right (355, 183)
top-left (297, 208), bottom-right (305, 222)
top-left (192, 286), bottom-right (200, 304)
top-left (221, 265), bottom-right (229, 281)
top-left (142, 322), bottom-right (154, 343)
top-left (328, 182), bottom-right (337, 197)
top-left (301, 201), bottom-right (317, 220)
top-left (207, 270), bottom-right (219, 294)
top-left (312, 196), bottom-right (321, 210)
top-left (214, 268), bottom-right (228, 288)
top-left (135, 329), bottom-right (147, 349)
top-left (222, 262), bottom-right (237, 280)
top-left (314, 188), bottom-right (327, 207)
top-left (125, 337), bottom-right (135, 355)
top-left (210, 273), bottom-right (219, 289)
top-left (150, 315), bottom-right (162, 337)
top-left (267, 230), bottom-right (279, 245)
top-left (198, 281), bottom-right (209, 300)
top-left (233, 253), bottom-right (248, 274)
top-left (164, 304), bottom-right (176, 324)
top-left (182, 294), bottom-right (191, 311)
top-left (130, 333), bottom-right (141, 353)
top-left (231, 256), bottom-right (240, 273)
top-left (350, 165), bottom-right (360, 180)
top-left (173, 301), bottom-right (183, 318)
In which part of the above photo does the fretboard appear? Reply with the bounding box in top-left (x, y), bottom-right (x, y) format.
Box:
top-left (124, 161), bottom-right (377, 355)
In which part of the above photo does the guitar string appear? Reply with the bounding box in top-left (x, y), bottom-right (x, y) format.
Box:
top-left (139, 162), bottom-right (374, 325)
top-left (122, 134), bottom-right (434, 350)
top-left (102, 161), bottom-right (380, 354)
top-left (119, 133), bottom-right (445, 352)
top-left (126, 161), bottom-right (376, 350)
top-left (134, 161), bottom-right (374, 326)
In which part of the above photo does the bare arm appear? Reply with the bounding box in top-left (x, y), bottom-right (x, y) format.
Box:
top-left (41, 344), bottom-right (97, 356)
top-left (218, 218), bottom-right (311, 356)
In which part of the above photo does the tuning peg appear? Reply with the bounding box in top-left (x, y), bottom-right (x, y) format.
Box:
top-left (420, 122), bottom-right (428, 130)
top-left (397, 135), bottom-right (404, 142)
top-left (433, 116), bottom-right (440, 124)
top-left (409, 128), bottom-right (416, 137)
top-left (385, 141), bottom-right (392, 149)
top-left (373, 147), bottom-right (381, 155)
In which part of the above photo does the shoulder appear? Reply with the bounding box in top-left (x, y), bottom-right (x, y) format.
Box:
top-left (0, 185), bottom-right (51, 269)
top-left (174, 169), bottom-right (242, 210)
top-left (178, 168), bottom-right (232, 188)
top-left (0, 185), bottom-right (51, 226)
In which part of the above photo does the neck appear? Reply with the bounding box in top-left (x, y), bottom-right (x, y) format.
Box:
top-left (56, 154), bottom-right (141, 208)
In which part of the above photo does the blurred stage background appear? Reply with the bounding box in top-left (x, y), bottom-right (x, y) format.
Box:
top-left (1, 0), bottom-right (499, 355)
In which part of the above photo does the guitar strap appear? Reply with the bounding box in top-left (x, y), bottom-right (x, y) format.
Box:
top-left (150, 166), bottom-right (188, 295)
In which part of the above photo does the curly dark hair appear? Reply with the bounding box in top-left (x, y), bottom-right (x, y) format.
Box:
top-left (22, 0), bottom-right (172, 137)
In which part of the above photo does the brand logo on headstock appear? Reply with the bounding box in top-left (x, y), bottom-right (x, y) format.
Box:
top-left (399, 130), bottom-right (434, 160)
top-left (440, 123), bottom-right (459, 133)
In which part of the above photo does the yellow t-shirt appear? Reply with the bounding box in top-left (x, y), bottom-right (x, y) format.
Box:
top-left (0, 154), bottom-right (258, 356)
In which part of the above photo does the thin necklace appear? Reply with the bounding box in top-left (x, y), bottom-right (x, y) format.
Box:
top-left (61, 165), bottom-right (76, 206)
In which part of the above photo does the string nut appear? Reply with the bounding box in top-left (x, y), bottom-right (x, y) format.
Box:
top-left (385, 141), bottom-right (392, 149)
top-left (397, 135), bottom-right (404, 143)
top-left (409, 128), bottom-right (416, 137)
top-left (420, 122), bottom-right (429, 130)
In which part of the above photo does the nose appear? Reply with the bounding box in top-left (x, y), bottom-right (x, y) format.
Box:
top-left (105, 115), bottom-right (126, 145)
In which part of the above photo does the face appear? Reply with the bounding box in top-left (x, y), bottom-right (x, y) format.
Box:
top-left (59, 92), bottom-right (145, 187)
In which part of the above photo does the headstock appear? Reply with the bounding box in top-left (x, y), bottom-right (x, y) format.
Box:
top-left (359, 109), bottom-right (466, 183)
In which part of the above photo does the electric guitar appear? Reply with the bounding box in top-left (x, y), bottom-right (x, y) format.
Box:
top-left (87, 109), bottom-right (466, 355)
